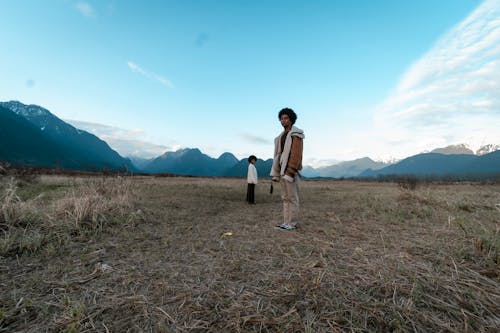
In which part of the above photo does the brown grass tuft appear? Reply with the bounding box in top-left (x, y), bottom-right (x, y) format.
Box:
top-left (0, 175), bottom-right (136, 256)
top-left (53, 177), bottom-right (134, 233)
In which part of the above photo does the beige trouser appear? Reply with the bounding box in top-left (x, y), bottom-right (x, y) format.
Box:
top-left (280, 175), bottom-right (300, 226)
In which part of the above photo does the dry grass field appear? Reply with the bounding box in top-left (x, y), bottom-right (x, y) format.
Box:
top-left (0, 174), bottom-right (499, 332)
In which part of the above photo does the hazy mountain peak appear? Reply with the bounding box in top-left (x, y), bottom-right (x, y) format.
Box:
top-left (476, 144), bottom-right (500, 156)
top-left (217, 152), bottom-right (238, 162)
top-left (350, 157), bottom-right (375, 163)
top-left (0, 101), bottom-right (136, 172)
top-left (160, 148), bottom-right (201, 158)
top-left (0, 100), bottom-right (51, 118)
top-left (302, 156), bottom-right (390, 178)
top-left (431, 143), bottom-right (474, 155)
top-left (0, 100), bottom-right (77, 137)
top-left (374, 156), bottom-right (399, 164)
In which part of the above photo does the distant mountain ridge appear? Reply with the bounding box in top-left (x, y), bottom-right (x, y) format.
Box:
top-left (224, 157), bottom-right (273, 178)
top-left (0, 101), bottom-right (136, 172)
top-left (476, 144), bottom-right (500, 156)
top-left (302, 157), bottom-right (389, 178)
top-left (288, 143), bottom-right (499, 179)
top-left (429, 143), bottom-right (500, 156)
top-left (143, 148), bottom-right (272, 177)
top-left (360, 151), bottom-right (500, 178)
top-left (0, 105), bottom-right (78, 168)
top-left (146, 148), bottom-right (235, 176)
top-left (431, 144), bottom-right (474, 155)
top-left (142, 143), bottom-right (499, 178)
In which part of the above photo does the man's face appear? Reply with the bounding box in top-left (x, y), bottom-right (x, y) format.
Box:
top-left (280, 114), bottom-right (291, 129)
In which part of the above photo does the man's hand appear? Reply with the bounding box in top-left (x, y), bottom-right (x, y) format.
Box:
top-left (283, 175), bottom-right (294, 183)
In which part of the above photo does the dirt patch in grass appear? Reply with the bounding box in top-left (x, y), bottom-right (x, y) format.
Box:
top-left (1, 175), bottom-right (499, 332)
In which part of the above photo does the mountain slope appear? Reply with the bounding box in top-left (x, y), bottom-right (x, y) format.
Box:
top-left (0, 106), bottom-right (80, 168)
top-left (145, 149), bottom-right (239, 176)
top-left (431, 144), bottom-right (474, 155)
top-left (0, 101), bottom-right (136, 172)
top-left (465, 150), bottom-right (500, 173)
top-left (476, 144), bottom-right (500, 156)
top-left (360, 152), bottom-right (500, 177)
top-left (319, 157), bottom-right (388, 178)
top-left (223, 158), bottom-right (273, 178)
top-left (217, 152), bottom-right (239, 170)
top-left (302, 157), bottom-right (390, 178)
top-left (129, 156), bottom-right (154, 170)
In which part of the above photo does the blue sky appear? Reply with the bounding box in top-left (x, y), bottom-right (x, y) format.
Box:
top-left (1, 0), bottom-right (499, 166)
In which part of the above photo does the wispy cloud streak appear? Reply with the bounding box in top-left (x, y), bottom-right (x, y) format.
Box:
top-left (127, 61), bottom-right (173, 88)
top-left (240, 133), bottom-right (270, 145)
top-left (372, 0), bottom-right (500, 158)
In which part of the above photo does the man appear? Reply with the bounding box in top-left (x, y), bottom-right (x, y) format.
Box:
top-left (270, 108), bottom-right (305, 230)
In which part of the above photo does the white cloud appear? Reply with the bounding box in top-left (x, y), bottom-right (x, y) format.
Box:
top-left (65, 119), bottom-right (176, 158)
top-left (370, 0), bottom-right (500, 159)
top-left (75, 2), bottom-right (95, 18)
top-left (127, 61), bottom-right (174, 89)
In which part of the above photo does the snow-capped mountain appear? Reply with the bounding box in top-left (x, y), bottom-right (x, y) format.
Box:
top-left (429, 143), bottom-right (499, 156)
top-left (0, 101), bottom-right (136, 172)
top-left (0, 101), bottom-right (80, 137)
top-left (3, 100), bottom-right (51, 118)
top-left (476, 144), bottom-right (500, 156)
top-left (360, 150), bottom-right (500, 178)
top-left (301, 157), bottom-right (392, 178)
top-left (431, 144), bottom-right (474, 155)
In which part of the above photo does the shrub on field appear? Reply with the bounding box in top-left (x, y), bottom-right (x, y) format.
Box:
top-left (53, 177), bottom-right (134, 233)
top-left (475, 231), bottom-right (499, 265)
top-left (455, 215), bottom-right (500, 265)
top-left (472, 223), bottom-right (500, 265)
top-left (0, 178), bottom-right (39, 228)
top-left (0, 178), bottom-right (42, 255)
top-left (1, 176), bottom-right (136, 256)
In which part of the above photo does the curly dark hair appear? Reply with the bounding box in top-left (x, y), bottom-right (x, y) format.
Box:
top-left (248, 155), bottom-right (257, 163)
top-left (278, 108), bottom-right (297, 124)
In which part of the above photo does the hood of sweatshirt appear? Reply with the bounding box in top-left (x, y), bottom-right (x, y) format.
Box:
top-left (282, 126), bottom-right (305, 139)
